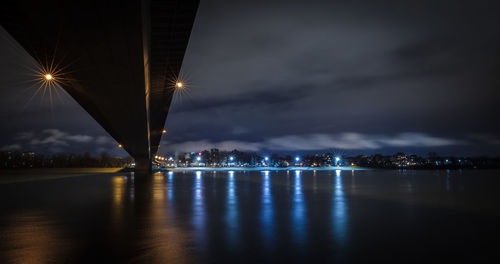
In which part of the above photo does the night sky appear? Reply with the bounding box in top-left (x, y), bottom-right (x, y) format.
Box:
top-left (1, 0), bottom-right (499, 156)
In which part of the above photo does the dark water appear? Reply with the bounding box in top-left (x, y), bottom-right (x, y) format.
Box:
top-left (0, 169), bottom-right (499, 263)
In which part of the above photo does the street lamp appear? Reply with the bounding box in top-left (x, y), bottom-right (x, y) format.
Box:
top-left (229, 156), bottom-right (234, 161)
top-left (196, 156), bottom-right (201, 162)
top-left (295, 156), bottom-right (300, 162)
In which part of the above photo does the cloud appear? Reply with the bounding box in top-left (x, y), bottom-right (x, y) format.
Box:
top-left (14, 131), bottom-right (34, 140)
top-left (3, 129), bottom-right (125, 155)
top-left (164, 140), bottom-right (262, 152)
top-left (96, 135), bottom-right (115, 145)
top-left (377, 133), bottom-right (460, 147)
top-left (170, 86), bottom-right (308, 114)
top-left (0, 144), bottom-right (22, 151)
top-left (65, 134), bottom-right (93, 143)
top-left (29, 129), bottom-right (68, 146)
top-left (265, 132), bottom-right (463, 151)
top-left (468, 134), bottom-right (500, 146)
top-left (231, 127), bottom-right (249, 135)
top-left (163, 132), bottom-right (464, 152)
top-left (266, 133), bottom-right (380, 150)
top-left (12, 129), bottom-right (94, 147)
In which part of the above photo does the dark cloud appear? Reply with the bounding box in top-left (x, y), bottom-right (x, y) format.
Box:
top-left (171, 85), bottom-right (309, 114)
top-left (163, 0), bottom-right (500, 155)
top-left (162, 132), bottom-right (464, 153)
top-left (2, 129), bottom-right (125, 156)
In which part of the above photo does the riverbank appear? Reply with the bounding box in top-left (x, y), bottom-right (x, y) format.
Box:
top-left (164, 166), bottom-right (368, 172)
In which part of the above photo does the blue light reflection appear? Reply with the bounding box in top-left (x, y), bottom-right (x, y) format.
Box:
top-left (192, 171), bottom-right (206, 245)
top-left (261, 171), bottom-right (274, 245)
top-left (292, 170), bottom-right (306, 244)
top-left (333, 170), bottom-right (347, 242)
top-left (167, 171), bottom-right (174, 201)
top-left (226, 171), bottom-right (239, 245)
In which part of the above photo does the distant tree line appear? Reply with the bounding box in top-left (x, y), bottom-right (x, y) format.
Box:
top-left (0, 151), bottom-right (133, 169)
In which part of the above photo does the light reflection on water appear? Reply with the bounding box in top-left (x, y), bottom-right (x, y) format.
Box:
top-left (260, 170), bottom-right (274, 245)
top-left (1, 213), bottom-right (66, 263)
top-left (333, 169), bottom-right (347, 242)
top-left (192, 171), bottom-right (206, 248)
top-left (1, 169), bottom-right (499, 263)
top-left (292, 170), bottom-right (306, 244)
top-left (226, 171), bottom-right (239, 246)
top-left (127, 171), bottom-right (194, 263)
top-left (167, 171), bottom-right (174, 201)
top-left (111, 175), bottom-right (126, 235)
top-left (112, 176), bottom-right (126, 207)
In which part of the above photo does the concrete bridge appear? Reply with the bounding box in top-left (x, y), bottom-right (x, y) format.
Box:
top-left (1, 0), bottom-right (199, 173)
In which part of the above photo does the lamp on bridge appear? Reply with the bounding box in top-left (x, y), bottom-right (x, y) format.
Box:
top-left (44, 74), bottom-right (53, 80)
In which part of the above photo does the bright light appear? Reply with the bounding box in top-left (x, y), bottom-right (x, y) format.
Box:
top-left (335, 157), bottom-right (340, 162)
top-left (176, 82), bottom-right (183, 88)
top-left (44, 74), bottom-right (53, 80)
top-left (295, 157), bottom-right (300, 161)
top-left (162, 129), bottom-right (167, 134)
top-left (264, 157), bottom-right (269, 161)
top-left (229, 156), bottom-right (234, 161)
top-left (118, 144), bottom-right (123, 148)
top-left (196, 156), bottom-right (201, 161)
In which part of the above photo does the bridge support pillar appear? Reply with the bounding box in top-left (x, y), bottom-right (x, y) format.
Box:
top-left (135, 156), bottom-right (152, 175)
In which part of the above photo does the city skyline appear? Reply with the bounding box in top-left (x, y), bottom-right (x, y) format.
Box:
top-left (3, 148), bottom-right (498, 170)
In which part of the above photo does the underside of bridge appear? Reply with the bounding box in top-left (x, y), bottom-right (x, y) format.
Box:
top-left (1, 0), bottom-right (199, 173)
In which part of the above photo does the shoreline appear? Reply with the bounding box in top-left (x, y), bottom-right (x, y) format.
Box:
top-left (163, 166), bottom-right (368, 172)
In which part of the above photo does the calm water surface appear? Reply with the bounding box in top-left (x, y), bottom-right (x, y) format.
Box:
top-left (1, 169), bottom-right (499, 263)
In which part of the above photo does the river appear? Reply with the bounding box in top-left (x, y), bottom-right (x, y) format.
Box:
top-left (0, 169), bottom-right (499, 263)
